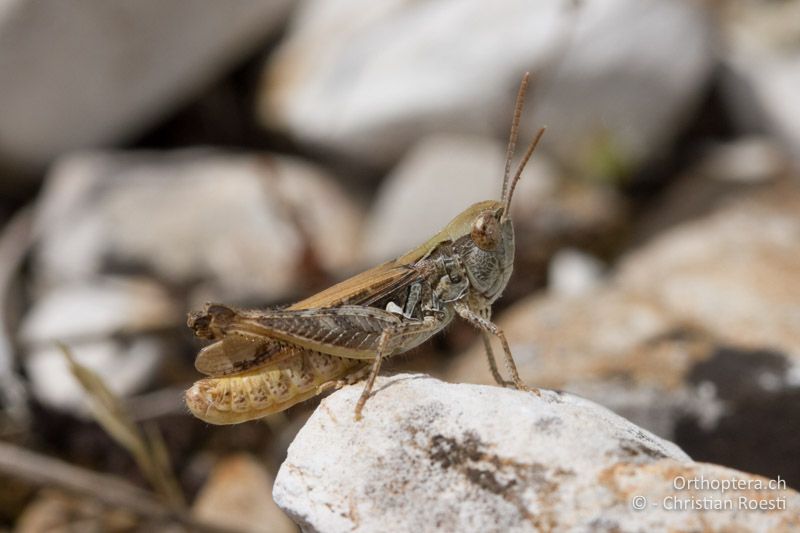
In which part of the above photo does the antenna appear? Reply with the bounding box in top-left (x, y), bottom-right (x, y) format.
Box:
top-left (501, 73), bottom-right (530, 202)
top-left (502, 126), bottom-right (546, 221)
top-left (500, 73), bottom-right (546, 221)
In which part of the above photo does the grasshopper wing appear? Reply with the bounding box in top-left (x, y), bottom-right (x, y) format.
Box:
top-left (194, 333), bottom-right (303, 376)
top-left (289, 260), bottom-right (418, 309)
top-left (193, 261), bottom-right (419, 377)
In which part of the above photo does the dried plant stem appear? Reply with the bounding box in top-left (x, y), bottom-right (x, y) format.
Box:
top-left (0, 441), bottom-right (235, 533)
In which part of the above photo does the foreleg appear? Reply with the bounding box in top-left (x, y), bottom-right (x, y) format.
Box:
top-left (455, 302), bottom-right (539, 395)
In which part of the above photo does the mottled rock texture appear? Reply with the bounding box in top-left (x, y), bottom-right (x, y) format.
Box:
top-left (274, 374), bottom-right (799, 532)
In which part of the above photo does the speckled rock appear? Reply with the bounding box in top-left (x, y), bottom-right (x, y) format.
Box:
top-left (274, 374), bottom-right (799, 532)
top-left (447, 287), bottom-right (710, 438)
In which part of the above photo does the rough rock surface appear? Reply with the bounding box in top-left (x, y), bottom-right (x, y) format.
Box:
top-left (260, 0), bottom-right (713, 173)
top-left (274, 374), bottom-right (799, 532)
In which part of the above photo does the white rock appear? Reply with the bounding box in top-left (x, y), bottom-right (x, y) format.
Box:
top-left (548, 248), bottom-right (605, 297)
top-left (260, 0), bottom-right (713, 172)
top-left (19, 276), bottom-right (177, 413)
top-left (19, 277), bottom-right (179, 345)
top-left (34, 150), bottom-right (363, 302)
top-left (25, 336), bottom-right (163, 414)
top-left (525, 0), bottom-right (714, 174)
top-left (274, 374), bottom-right (800, 532)
top-left (695, 137), bottom-right (789, 184)
top-left (0, 0), bottom-right (294, 171)
top-left (448, 286), bottom-right (683, 389)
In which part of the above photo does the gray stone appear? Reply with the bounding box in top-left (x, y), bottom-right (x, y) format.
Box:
top-left (274, 374), bottom-right (799, 532)
top-left (617, 184), bottom-right (800, 356)
top-left (360, 134), bottom-right (558, 264)
top-left (20, 277), bottom-right (180, 346)
top-left (524, 0), bottom-right (714, 175)
top-left (547, 248), bottom-right (605, 297)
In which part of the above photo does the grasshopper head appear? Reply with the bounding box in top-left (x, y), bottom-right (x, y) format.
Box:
top-left (458, 73), bottom-right (545, 304)
top-left (456, 201), bottom-right (515, 304)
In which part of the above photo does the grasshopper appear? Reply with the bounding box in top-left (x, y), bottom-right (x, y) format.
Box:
top-left (185, 74), bottom-right (544, 424)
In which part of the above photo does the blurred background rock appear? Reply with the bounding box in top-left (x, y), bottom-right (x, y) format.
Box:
top-left (0, 0), bottom-right (798, 530)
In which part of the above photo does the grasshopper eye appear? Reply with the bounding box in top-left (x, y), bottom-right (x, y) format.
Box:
top-left (471, 211), bottom-right (501, 251)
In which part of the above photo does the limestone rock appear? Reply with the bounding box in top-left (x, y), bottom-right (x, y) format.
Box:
top-left (274, 374), bottom-right (799, 532)
top-left (447, 287), bottom-right (703, 438)
top-left (617, 184), bottom-right (800, 356)
top-left (360, 134), bottom-right (558, 264)
top-left (524, 0), bottom-right (713, 176)
top-left (547, 248), bottom-right (605, 297)
top-left (25, 337), bottom-right (165, 415)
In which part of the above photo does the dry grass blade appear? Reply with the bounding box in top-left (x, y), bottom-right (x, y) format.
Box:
top-left (58, 342), bottom-right (186, 511)
top-left (143, 420), bottom-right (185, 510)
top-left (0, 206), bottom-right (35, 429)
top-left (0, 441), bottom-right (239, 533)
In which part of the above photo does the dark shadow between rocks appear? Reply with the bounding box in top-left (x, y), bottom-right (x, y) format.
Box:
top-left (675, 346), bottom-right (800, 489)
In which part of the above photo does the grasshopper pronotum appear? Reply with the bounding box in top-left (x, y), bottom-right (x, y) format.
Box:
top-left (186, 74), bottom-right (544, 424)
